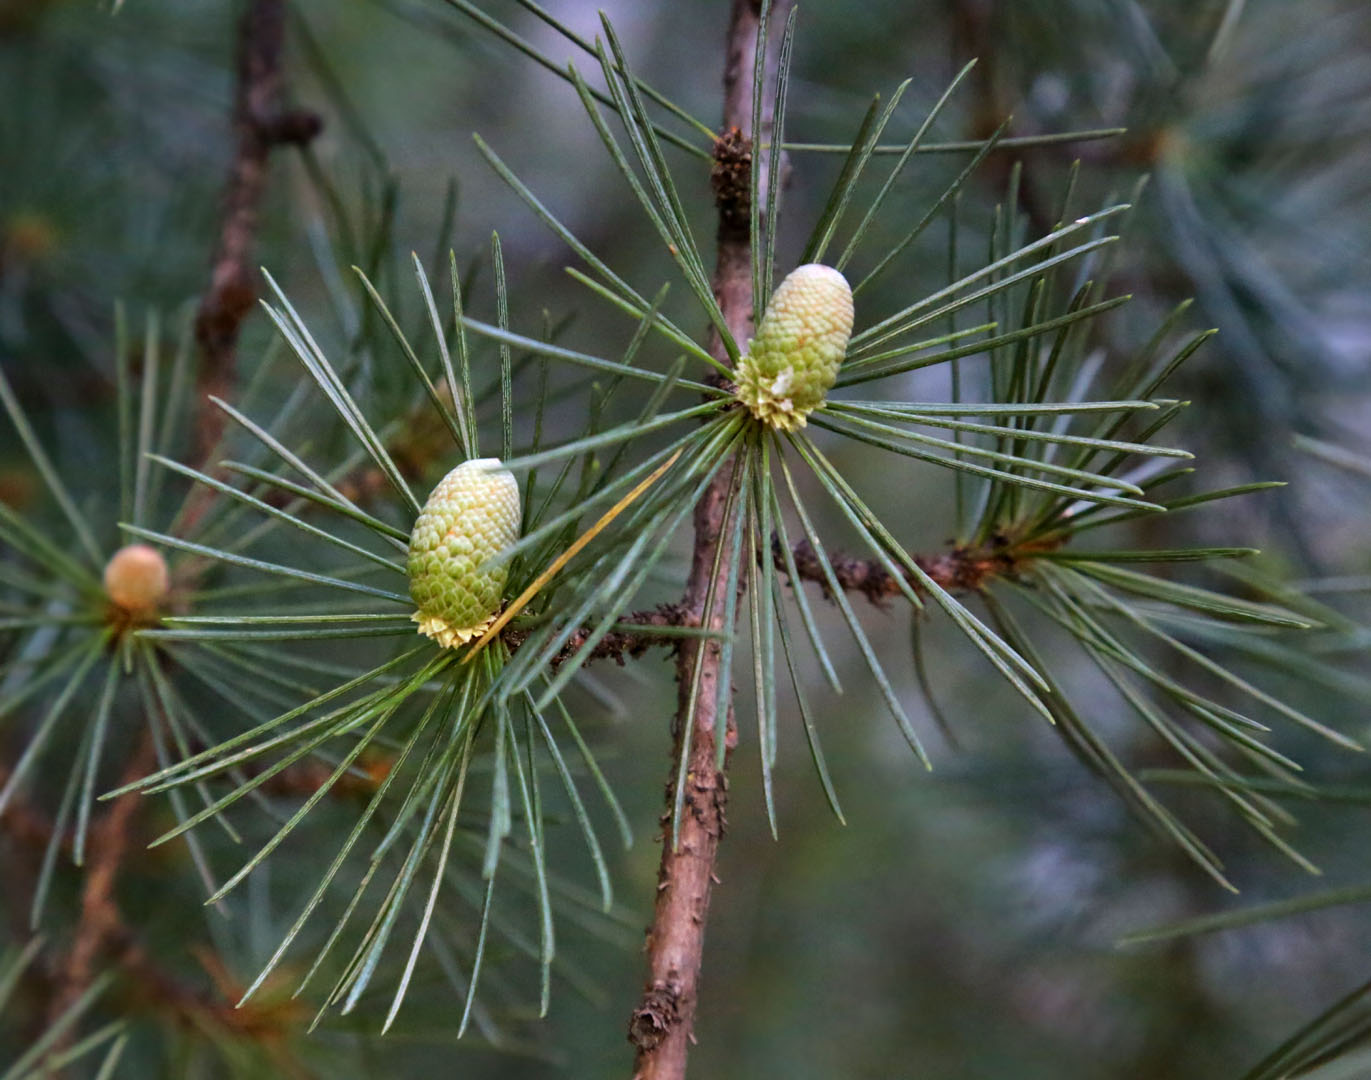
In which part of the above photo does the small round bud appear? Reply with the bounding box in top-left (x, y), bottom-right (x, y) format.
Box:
top-left (735, 264), bottom-right (854, 431)
top-left (103, 544), bottom-right (170, 616)
top-left (407, 458), bottom-right (521, 650)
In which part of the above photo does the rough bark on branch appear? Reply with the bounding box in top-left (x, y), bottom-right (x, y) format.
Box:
top-left (628, 4), bottom-right (793, 1078)
top-left (504, 604), bottom-right (691, 668)
top-left (776, 535), bottom-right (1033, 605)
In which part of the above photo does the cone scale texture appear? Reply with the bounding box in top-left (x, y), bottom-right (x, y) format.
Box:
top-left (407, 458), bottom-right (521, 649)
top-left (735, 264), bottom-right (854, 431)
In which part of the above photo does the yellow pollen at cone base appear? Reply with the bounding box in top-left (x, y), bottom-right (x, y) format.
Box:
top-left (407, 458), bottom-right (521, 650)
top-left (736, 264), bottom-right (854, 431)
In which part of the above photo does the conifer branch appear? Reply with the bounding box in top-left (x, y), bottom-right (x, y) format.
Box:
top-left (45, 731), bottom-right (156, 1034)
top-left (505, 604), bottom-right (692, 667)
top-left (628, 4), bottom-right (790, 1077)
top-left (775, 535), bottom-right (1053, 605)
top-left (192, 0), bottom-right (321, 467)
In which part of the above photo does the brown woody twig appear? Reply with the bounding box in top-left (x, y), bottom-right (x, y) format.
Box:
top-left (627, 4), bottom-right (792, 1078)
top-left (192, 0), bottom-right (320, 468)
top-left (777, 534), bottom-right (1038, 606)
top-left (503, 604), bottom-right (691, 668)
top-left (45, 731), bottom-right (157, 1030)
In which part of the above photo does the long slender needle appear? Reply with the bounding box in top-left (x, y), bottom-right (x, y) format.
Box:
top-left (463, 448), bottom-right (684, 662)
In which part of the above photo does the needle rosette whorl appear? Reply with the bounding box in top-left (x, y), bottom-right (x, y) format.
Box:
top-left (735, 264), bottom-right (854, 431)
top-left (407, 458), bottom-right (521, 650)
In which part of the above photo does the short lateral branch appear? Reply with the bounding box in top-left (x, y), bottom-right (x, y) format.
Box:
top-left (628, 3), bottom-right (792, 1078)
top-left (777, 534), bottom-right (1041, 606)
top-left (503, 604), bottom-right (690, 668)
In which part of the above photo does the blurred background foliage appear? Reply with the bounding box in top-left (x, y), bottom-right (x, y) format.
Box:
top-left (2, 0), bottom-right (1371, 1076)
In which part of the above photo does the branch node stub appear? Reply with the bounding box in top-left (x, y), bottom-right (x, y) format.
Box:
top-left (710, 126), bottom-right (752, 238)
top-left (628, 982), bottom-right (683, 1052)
top-left (253, 107), bottom-right (324, 146)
